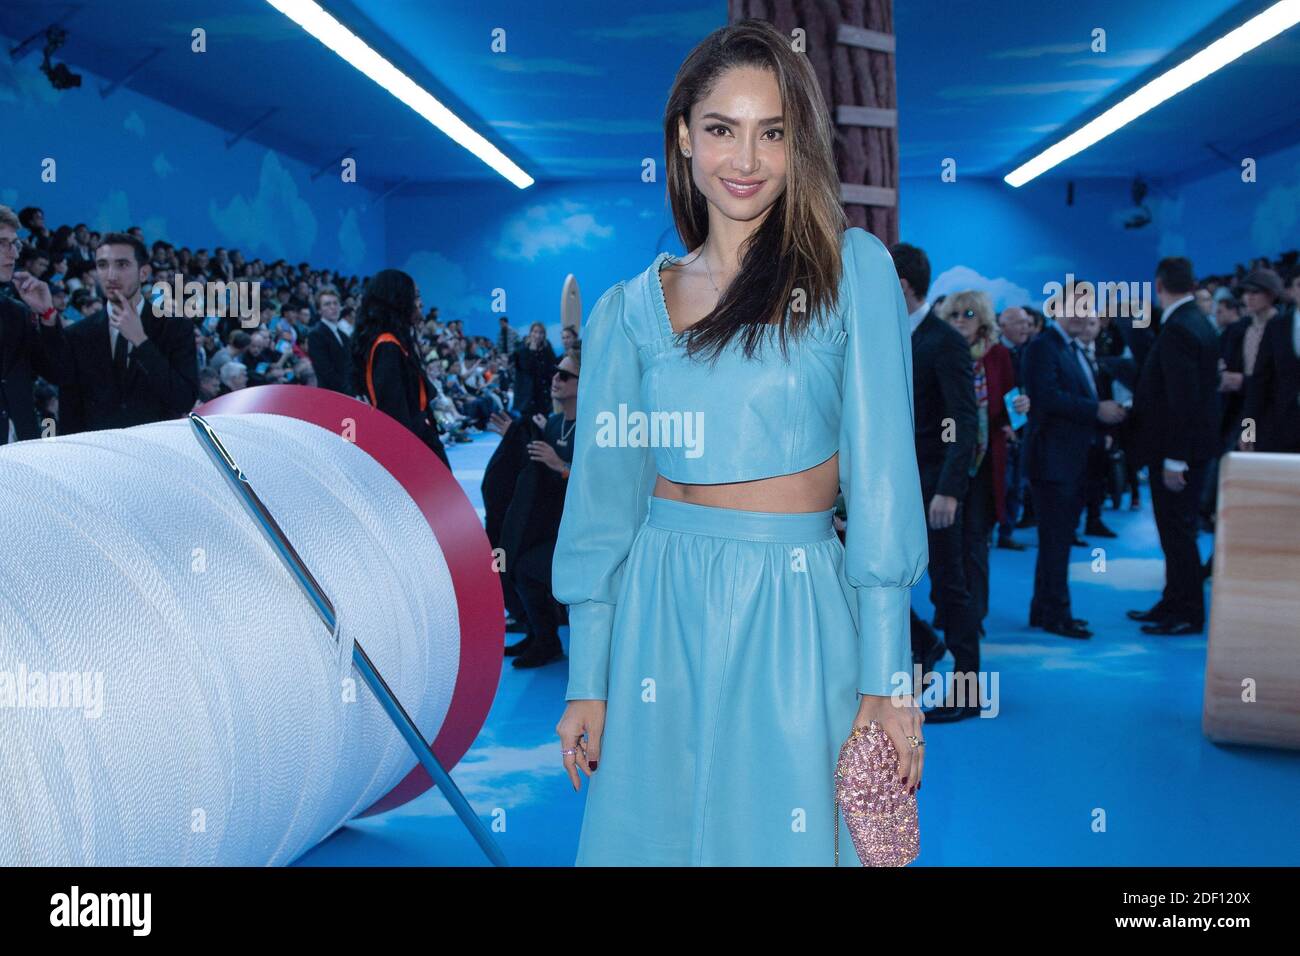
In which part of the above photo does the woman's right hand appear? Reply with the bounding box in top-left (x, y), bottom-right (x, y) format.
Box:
top-left (557, 700), bottom-right (605, 791)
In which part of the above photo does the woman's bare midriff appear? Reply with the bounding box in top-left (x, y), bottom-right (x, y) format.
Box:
top-left (652, 452), bottom-right (840, 513)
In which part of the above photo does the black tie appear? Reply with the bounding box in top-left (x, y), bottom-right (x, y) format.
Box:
top-left (1071, 341), bottom-right (1096, 397)
top-left (112, 331), bottom-right (128, 389)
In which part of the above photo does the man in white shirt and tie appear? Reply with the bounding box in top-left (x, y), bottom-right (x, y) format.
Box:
top-left (55, 233), bottom-right (199, 433)
top-left (1128, 257), bottom-right (1222, 635)
top-left (306, 288), bottom-right (355, 395)
top-left (1023, 285), bottom-right (1126, 639)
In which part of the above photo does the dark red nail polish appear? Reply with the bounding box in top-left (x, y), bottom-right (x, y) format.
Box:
top-left (589, 761), bottom-right (598, 771)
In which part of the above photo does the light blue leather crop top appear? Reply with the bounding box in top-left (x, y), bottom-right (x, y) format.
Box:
top-left (553, 226), bottom-right (929, 701)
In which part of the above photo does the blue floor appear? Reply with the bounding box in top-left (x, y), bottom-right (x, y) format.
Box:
top-left (296, 432), bottom-right (1300, 866)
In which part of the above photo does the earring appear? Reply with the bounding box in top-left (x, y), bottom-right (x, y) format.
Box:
top-left (683, 149), bottom-right (691, 157)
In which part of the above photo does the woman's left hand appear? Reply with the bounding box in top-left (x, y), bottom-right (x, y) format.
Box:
top-left (1012, 393), bottom-right (1030, 414)
top-left (852, 692), bottom-right (924, 793)
top-left (528, 440), bottom-right (564, 472)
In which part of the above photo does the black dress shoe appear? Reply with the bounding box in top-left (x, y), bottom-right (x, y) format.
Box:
top-left (1033, 611), bottom-right (1087, 627)
top-left (1140, 620), bottom-right (1203, 635)
top-left (512, 637), bottom-right (566, 668)
top-left (925, 702), bottom-right (981, 723)
top-left (996, 537), bottom-right (1027, 551)
top-left (1072, 536), bottom-right (1088, 547)
top-left (1126, 605), bottom-right (1167, 622)
top-left (1043, 619), bottom-right (1092, 638)
top-left (1084, 521), bottom-right (1117, 538)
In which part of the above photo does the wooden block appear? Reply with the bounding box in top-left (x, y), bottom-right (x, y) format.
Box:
top-left (1203, 452), bottom-right (1300, 749)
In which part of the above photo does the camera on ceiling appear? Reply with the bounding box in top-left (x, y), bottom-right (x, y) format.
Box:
top-left (40, 26), bottom-right (81, 90)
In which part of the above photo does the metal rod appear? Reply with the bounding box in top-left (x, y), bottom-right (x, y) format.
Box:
top-left (188, 413), bottom-right (507, 867)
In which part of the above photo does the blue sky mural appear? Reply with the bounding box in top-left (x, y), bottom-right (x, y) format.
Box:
top-left (0, 47), bottom-right (386, 277)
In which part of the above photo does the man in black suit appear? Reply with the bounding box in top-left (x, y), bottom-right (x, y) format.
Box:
top-left (1023, 287), bottom-right (1127, 639)
top-left (1127, 258), bottom-right (1222, 635)
top-left (891, 243), bottom-right (980, 722)
top-left (305, 287), bottom-right (354, 395)
top-left (55, 233), bottom-right (198, 434)
top-left (0, 205), bottom-right (64, 443)
top-left (1076, 314), bottom-right (1118, 539)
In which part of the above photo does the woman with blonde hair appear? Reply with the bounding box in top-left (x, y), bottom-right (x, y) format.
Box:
top-left (938, 291), bottom-right (1028, 632)
top-left (552, 18), bottom-right (928, 865)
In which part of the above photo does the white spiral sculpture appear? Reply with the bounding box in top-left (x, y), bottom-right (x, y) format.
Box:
top-left (0, 388), bottom-right (501, 866)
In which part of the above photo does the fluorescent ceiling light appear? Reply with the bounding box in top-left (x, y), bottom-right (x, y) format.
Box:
top-left (1005, 0), bottom-right (1300, 187)
top-left (266, 0), bottom-right (533, 188)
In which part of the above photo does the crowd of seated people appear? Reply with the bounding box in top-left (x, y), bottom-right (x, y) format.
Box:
top-left (0, 203), bottom-right (593, 453)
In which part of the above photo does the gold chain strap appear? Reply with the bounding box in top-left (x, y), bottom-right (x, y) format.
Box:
top-left (834, 772), bottom-right (839, 866)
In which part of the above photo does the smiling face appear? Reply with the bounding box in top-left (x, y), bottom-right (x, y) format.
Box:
top-left (677, 65), bottom-right (787, 227)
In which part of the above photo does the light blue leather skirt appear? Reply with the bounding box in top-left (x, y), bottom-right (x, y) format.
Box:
top-left (575, 496), bottom-right (865, 866)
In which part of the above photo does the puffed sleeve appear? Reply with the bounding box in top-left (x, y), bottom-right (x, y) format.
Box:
top-left (839, 229), bottom-right (930, 698)
top-left (552, 281), bottom-right (657, 700)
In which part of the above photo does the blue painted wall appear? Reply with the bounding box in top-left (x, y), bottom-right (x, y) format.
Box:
top-left (386, 180), bottom-right (675, 340)
top-left (1157, 139), bottom-right (1300, 274)
top-left (895, 137), bottom-right (1300, 313)
top-left (0, 49), bottom-right (386, 276)
top-left (6, 38), bottom-right (1294, 334)
top-left (898, 175), bottom-right (1164, 312)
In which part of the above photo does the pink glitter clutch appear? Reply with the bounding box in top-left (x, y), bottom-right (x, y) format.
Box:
top-left (834, 720), bottom-right (919, 866)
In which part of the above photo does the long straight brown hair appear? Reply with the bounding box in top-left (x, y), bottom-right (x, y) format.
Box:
top-left (664, 17), bottom-right (847, 363)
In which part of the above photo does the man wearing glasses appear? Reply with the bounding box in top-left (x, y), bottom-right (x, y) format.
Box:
top-left (0, 204), bottom-right (65, 444)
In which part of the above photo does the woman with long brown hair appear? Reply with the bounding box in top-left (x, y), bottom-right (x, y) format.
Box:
top-left (552, 19), bottom-right (928, 865)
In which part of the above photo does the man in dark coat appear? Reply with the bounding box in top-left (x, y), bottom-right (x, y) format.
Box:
top-left (55, 233), bottom-right (198, 433)
top-left (1127, 257), bottom-right (1222, 635)
top-left (306, 288), bottom-right (355, 395)
top-left (1022, 288), bottom-right (1126, 639)
top-left (0, 205), bottom-right (64, 443)
top-left (891, 243), bottom-right (980, 721)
